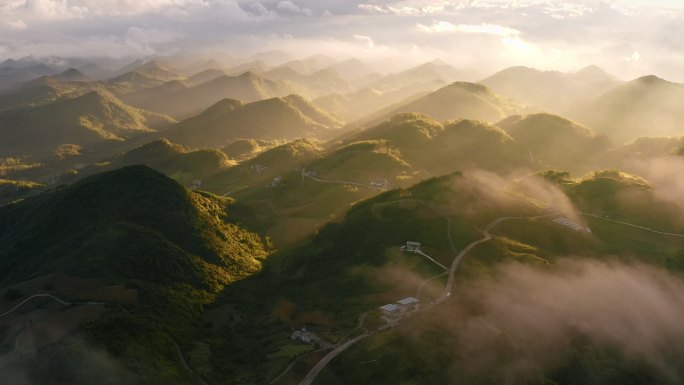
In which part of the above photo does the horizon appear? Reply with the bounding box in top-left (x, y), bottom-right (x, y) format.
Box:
top-left (1, 0), bottom-right (683, 82)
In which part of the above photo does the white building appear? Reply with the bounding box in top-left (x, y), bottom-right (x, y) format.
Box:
top-left (370, 179), bottom-right (389, 190)
top-left (190, 180), bottom-right (203, 190)
top-left (271, 175), bottom-right (283, 188)
top-left (397, 297), bottom-right (420, 313)
top-left (400, 241), bottom-right (422, 253)
top-left (378, 303), bottom-right (401, 322)
top-left (251, 164), bottom-right (267, 174)
top-left (302, 169), bottom-right (317, 177)
top-left (291, 328), bottom-right (319, 344)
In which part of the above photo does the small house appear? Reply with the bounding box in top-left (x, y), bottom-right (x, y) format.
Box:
top-left (401, 241), bottom-right (422, 253)
top-left (397, 297), bottom-right (420, 312)
top-left (379, 303), bottom-right (401, 322)
top-left (271, 175), bottom-right (283, 188)
top-left (190, 180), bottom-right (203, 190)
top-left (302, 169), bottom-right (317, 177)
top-left (291, 328), bottom-right (319, 344)
top-left (370, 179), bottom-right (389, 190)
top-left (251, 164), bottom-right (267, 174)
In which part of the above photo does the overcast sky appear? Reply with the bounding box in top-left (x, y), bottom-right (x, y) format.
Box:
top-left (1, 0), bottom-right (683, 80)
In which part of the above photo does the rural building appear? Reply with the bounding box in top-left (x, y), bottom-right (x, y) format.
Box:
top-left (291, 328), bottom-right (319, 344)
top-left (370, 179), bottom-right (389, 190)
top-left (190, 180), bottom-right (203, 190)
top-left (271, 175), bottom-right (283, 188)
top-left (397, 297), bottom-right (420, 312)
top-left (251, 164), bottom-right (267, 173)
top-left (302, 169), bottom-right (317, 177)
top-left (379, 303), bottom-right (401, 322)
top-left (401, 241), bottom-right (422, 253)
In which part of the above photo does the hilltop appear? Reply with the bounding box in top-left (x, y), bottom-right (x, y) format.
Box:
top-left (0, 90), bottom-right (175, 157)
top-left (0, 165), bottom-right (269, 383)
top-left (106, 61), bottom-right (184, 94)
top-left (481, 65), bottom-right (620, 113)
top-left (344, 113), bottom-right (525, 176)
top-left (372, 82), bottom-right (530, 124)
top-left (498, 113), bottom-right (611, 173)
top-left (0, 69), bottom-right (97, 110)
top-left (65, 138), bottom-right (234, 185)
top-left (121, 71), bottom-right (295, 119)
top-left (164, 95), bottom-right (341, 147)
top-left (571, 75), bottom-right (684, 142)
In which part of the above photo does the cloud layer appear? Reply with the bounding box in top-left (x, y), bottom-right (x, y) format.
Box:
top-left (0, 0), bottom-right (683, 80)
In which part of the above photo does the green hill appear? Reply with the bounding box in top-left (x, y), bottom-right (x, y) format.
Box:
top-left (345, 113), bottom-right (525, 176)
top-left (113, 139), bottom-right (232, 181)
top-left (313, 81), bottom-right (440, 122)
top-left (107, 61), bottom-right (185, 94)
top-left (0, 90), bottom-right (175, 157)
top-left (498, 113), bottom-right (611, 173)
top-left (121, 71), bottom-right (296, 119)
top-left (377, 82), bottom-right (530, 123)
top-left (0, 70), bottom-right (96, 111)
top-left (0, 165), bottom-right (268, 384)
top-left (571, 75), bottom-right (684, 142)
top-left (164, 95), bottom-right (341, 148)
top-left (481, 65), bottom-right (620, 113)
top-left (188, 68), bottom-right (227, 85)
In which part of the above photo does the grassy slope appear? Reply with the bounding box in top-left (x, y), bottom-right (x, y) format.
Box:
top-left (0, 166), bottom-right (269, 384)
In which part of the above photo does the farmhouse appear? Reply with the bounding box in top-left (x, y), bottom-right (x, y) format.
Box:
top-left (397, 297), bottom-right (420, 312)
top-left (190, 180), bottom-right (203, 190)
top-left (401, 241), bottom-right (422, 253)
top-left (251, 164), bottom-right (267, 173)
top-left (291, 328), bottom-right (319, 344)
top-left (271, 175), bottom-right (283, 188)
top-left (370, 179), bottom-right (389, 190)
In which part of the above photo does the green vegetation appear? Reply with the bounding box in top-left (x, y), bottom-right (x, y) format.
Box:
top-left (165, 94), bottom-right (340, 148)
top-left (0, 89), bottom-right (175, 157)
top-left (572, 75), bottom-right (684, 142)
top-left (0, 166), bottom-right (269, 384)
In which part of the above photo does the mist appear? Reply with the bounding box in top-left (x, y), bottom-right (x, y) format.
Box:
top-left (411, 259), bottom-right (684, 382)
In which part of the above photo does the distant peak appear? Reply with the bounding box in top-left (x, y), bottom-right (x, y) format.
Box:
top-left (238, 71), bottom-right (260, 80)
top-left (203, 98), bottom-right (243, 114)
top-left (634, 74), bottom-right (667, 84)
top-left (59, 67), bottom-right (89, 80)
top-left (446, 81), bottom-right (488, 93)
top-left (429, 58), bottom-right (449, 66)
top-left (576, 64), bottom-right (606, 74)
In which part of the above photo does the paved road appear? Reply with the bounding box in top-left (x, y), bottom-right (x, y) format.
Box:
top-left (303, 174), bottom-right (386, 191)
top-left (269, 347), bottom-right (334, 385)
top-left (299, 212), bottom-right (556, 385)
top-left (299, 333), bottom-right (371, 385)
top-left (415, 250), bottom-right (448, 270)
top-left (222, 186), bottom-right (249, 196)
top-left (173, 340), bottom-right (210, 385)
top-left (580, 212), bottom-right (684, 238)
top-left (1, 294), bottom-right (74, 318)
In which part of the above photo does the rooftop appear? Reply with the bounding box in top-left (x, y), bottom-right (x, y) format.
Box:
top-left (379, 304), bottom-right (399, 313)
top-left (397, 297), bottom-right (419, 306)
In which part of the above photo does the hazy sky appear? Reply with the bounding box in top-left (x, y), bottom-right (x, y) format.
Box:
top-left (1, 0), bottom-right (683, 80)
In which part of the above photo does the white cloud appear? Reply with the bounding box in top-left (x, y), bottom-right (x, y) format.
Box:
top-left (418, 21), bottom-right (521, 37)
top-left (353, 34), bottom-right (375, 48)
top-left (276, 0), bottom-right (312, 16)
top-left (6, 19), bottom-right (27, 30)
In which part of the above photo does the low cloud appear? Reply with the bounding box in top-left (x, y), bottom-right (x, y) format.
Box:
top-left (416, 259), bottom-right (684, 381)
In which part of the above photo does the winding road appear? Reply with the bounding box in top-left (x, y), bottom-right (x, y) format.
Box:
top-left (303, 174), bottom-right (386, 191)
top-left (299, 212), bottom-right (555, 385)
top-left (0, 294), bottom-right (102, 318)
top-left (579, 212), bottom-right (684, 238)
